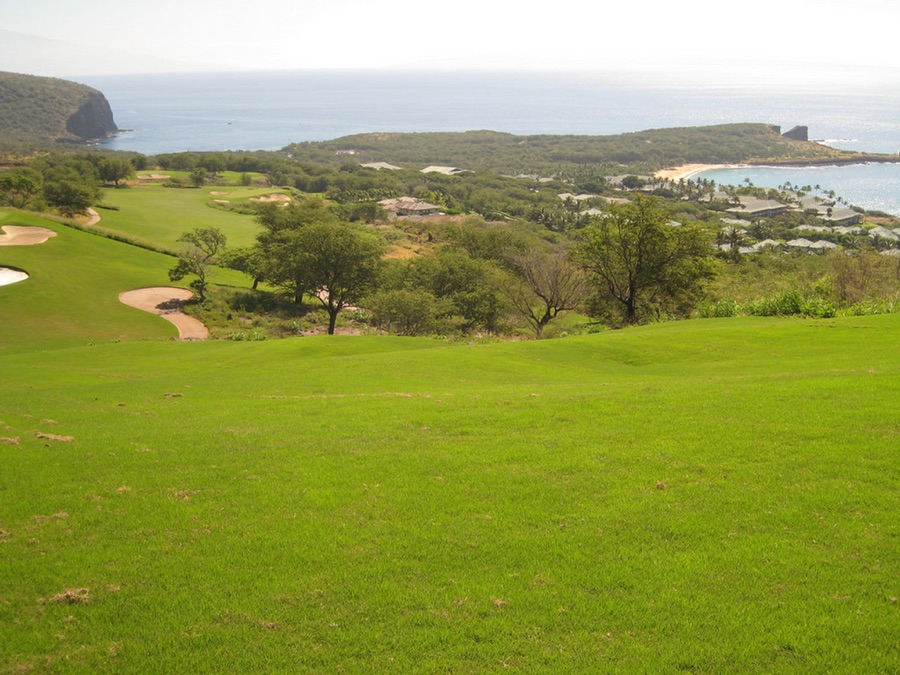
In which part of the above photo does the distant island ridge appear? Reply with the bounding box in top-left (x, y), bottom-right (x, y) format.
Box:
top-left (2, 71), bottom-right (899, 180)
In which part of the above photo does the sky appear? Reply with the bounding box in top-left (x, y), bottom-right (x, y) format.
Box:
top-left (1, 0), bottom-right (899, 82)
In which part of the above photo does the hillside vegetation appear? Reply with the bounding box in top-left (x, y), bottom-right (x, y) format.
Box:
top-left (0, 71), bottom-right (118, 150)
top-left (282, 124), bottom-right (880, 175)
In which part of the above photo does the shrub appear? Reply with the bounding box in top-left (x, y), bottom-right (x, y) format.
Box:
top-left (368, 289), bottom-right (462, 336)
top-left (697, 300), bottom-right (739, 318)
top-left (745, 290), bottom-right (836, 318)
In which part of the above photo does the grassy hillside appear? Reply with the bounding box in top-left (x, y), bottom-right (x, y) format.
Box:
top-left (1, 184), bottom-right (897, 671)
top-left (282, 124), bottom-right (876, 174)
top-left (1, 310), bottom-right (897, 671)
top-left (0, 71), bottom-right (116, 149)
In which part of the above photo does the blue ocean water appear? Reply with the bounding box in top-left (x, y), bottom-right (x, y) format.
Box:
top-left (80, 70), bottom-right (900, 214)
top-left (694, 163), bottom-right (900, 216)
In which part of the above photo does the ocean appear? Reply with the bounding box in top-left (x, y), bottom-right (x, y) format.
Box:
top-left (80, 70), bottom-right (900, 215)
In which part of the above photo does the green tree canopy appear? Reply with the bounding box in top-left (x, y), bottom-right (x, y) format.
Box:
top-left (405, 249), bottom-right (506, 333)
top-left (291, 220), bottom-right (384, 334)
top-left (574, 196), bottom-right (714, 324)
top-left (254, 199), bottom-right (343, 303)
top-left (98, 157), bottom-right (133, 187)
top-left (0, 170), bottom-right (42, 209)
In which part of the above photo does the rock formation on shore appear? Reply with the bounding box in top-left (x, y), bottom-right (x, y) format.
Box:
top-left (64, 89), bottom-right (118, 141)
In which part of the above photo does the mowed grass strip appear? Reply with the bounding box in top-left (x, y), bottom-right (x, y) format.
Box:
top-left (96, 181), bottom-right (285, 249)
top-left (1, 316), bottom-right (897, 672)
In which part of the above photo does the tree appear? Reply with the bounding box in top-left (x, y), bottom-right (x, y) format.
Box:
top-left (189, 167), bottom-right (208, 188)
top-left (43, 180), bottom-right (94, 217)
top-left (621, 175), bottom-right (646, 190)
top-left (168, 227), bottom-right (227, 302)
top-left (0, 171), bottom-right (41, 209)
top-left (253, 199), bottom-right (341, 303)
top-left (574, 196), bottom-right (713, 324)
top-left (405, 249), bottom-right (505, 333)
top-left (504, 248), bottom-right (589, 338)
top-left (292, 221), bottom-right (384, 334)
top-left (368, 288), bottom-right (458, 336)
top-left (716, 226), bottom-right (747, 263)
top-left (221, 246), bottom-right (266, 290)
top-left (199, 154), bottom-right (226, 178)
top-left (98, 157), bottom-right (133, 187)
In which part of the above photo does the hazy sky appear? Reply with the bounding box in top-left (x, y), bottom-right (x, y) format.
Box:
top-left (2, 0), bottom-right (898, 79)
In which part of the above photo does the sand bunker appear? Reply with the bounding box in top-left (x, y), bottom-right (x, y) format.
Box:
top-left (250, 194), bottom-right (292, 203)
top-left (0, 267), bottom-right (28, 286)
top-left (0, 226), bottom-right (54, 286)
top-left (118, 287), bottom-right (208, 341)
top-left (0, 226), bottom-right (57, 246)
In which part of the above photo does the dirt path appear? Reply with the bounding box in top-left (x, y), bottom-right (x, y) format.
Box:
top-left (118, 287), bottom-right (209, 341)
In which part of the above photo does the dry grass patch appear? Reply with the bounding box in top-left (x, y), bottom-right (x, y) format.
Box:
top-left (35, 432), bottom-right (74, 442)
top-left (47, 588), bottom-right (90, 605)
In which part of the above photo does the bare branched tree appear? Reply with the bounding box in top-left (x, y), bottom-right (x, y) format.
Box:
top-left (504, 248), bottom-right (589, 339)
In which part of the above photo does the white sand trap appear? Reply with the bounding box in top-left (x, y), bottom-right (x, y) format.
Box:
top-left (0, 267), bottom-right (28, 286)
top-left (250, 193), bottom-right (292, 203)
top-left (0, 226), bottom-right (58, 246)
top-left (119, 287), bottom-right (209, 341)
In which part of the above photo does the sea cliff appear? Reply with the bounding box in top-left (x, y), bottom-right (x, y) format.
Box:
top-left (0, 71), bottom-right (119, 147)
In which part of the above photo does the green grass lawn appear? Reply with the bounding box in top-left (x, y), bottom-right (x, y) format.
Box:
top-left (0, 210), bottom-right (252, 352)
top-left (94, 182), bottom-right (288, 249)
top-left (1, 199), bottom-right (897, 672)
top-left (1, 312), bottom-right (897, 672)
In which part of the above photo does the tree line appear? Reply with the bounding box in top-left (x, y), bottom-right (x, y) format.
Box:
top-left (173, 195), bottom-right (714, 337)
top-left (0, 152), bottom-right (137, 216)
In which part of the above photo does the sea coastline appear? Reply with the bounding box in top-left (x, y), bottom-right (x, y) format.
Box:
top-left (657, 158), bottom-right (900, 182)
top-left (655, 164), bottom-right (736, 181)
top-left (80, 70), bottom-right (899, 214)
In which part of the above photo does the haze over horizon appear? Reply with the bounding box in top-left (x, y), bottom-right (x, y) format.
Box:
top-left (1, 0), bottom-right (898, 86)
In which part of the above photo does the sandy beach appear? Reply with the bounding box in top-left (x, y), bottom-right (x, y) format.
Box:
top-left (654, 164), bottom-right (738, 182)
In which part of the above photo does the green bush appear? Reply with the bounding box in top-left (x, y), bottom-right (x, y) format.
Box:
top-left (845, 298), bottom-right (900, 316)
top-left (745, 290), bottom-right (836, 318)
top-left (697, 300), bottom-right (739, 318)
